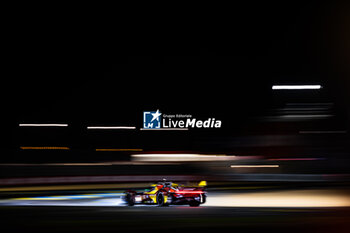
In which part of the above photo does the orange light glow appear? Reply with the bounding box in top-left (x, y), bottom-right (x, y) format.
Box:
top-left (20, 147), bottom-right (70, 150)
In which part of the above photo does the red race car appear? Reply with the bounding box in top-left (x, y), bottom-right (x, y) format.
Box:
top-left (124, 180), bottom-right (207, 207)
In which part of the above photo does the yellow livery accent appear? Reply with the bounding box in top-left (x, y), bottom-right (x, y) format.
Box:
top-left (144, 189), bottom-right (158, 195)
top-left (150, 195), bottom-right (157, 203)
top-left (199, 181), bottom-right (207, 186)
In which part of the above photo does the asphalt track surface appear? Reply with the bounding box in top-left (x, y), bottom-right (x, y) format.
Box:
top-left (1, 189), bottom-right (350, 232)
top-left (1, 205), bottom-right (350, 233)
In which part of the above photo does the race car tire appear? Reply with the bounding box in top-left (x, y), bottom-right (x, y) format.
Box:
top-left (157, 193), bottom-right (165, 206)
top-left (189, 201), bottom-right (200, 207)
top-left (126, 193), bottom-right (135, 206)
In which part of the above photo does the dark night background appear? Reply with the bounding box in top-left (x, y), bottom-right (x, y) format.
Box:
top-left (3, 2), bottom-right (349, 163)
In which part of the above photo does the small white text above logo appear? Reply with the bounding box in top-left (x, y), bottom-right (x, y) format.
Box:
top-left (143, 110), bottom-right (221, 129)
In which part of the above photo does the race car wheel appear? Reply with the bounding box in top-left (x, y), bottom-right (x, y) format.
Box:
top-left (157, 193), bottom-right (165, 206)
top-left (126, 193), bottom-right (135, 206)
top-left (189, 201), bottom-right (200, 207)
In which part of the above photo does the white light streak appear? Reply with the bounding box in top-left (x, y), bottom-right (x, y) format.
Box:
top-left (272, 85), bottom-right (322, 90)
top-left (19, 124), bottom-right (68, 127)
top-left (281, 114), bottom-right (333, 118)
top-left (132, 154), bottom-right (236, 161)
top-left (205, 189), bottom-right (350, 207)
top-left (230, 165), bottom-right (279, 168)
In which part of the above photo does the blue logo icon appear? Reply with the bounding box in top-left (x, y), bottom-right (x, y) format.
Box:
top-left (143, 110), bottom-right (162, 129)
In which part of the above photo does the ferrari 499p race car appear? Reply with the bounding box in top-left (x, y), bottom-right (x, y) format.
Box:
top-left (124, 180), bottom-right (207, 207)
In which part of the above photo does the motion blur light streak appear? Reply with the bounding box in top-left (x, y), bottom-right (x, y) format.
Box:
top-left (230, 165), bottom-right (279, 168)
top-left (175, 190), bottom-right (204, 194)
top-left (205, 190), bottom-right (350, 207)
top-left (281, 114), bottom-right (333, 118)
top-left (0, 184), bottom-right (153, 192)
top-left (267, 158), bottom-right (324, 161)
top-left (0, 197), bottom-right (125, 207)
top-left (20, 147), bottom-right (70, 150)
top-left (131, 154), bottom-right (236, 161)
top-left (0, 163), bottom-right (113, 166)
top-left (11, 192), bottom-right (124, 201)
top-left (0, 162), bottom-right (176, 166)
top-left (0, 175), bottom-right (200, 186)
top-left (272, 85), bottom-right (322, 90)
top-left (87, 126), bottom-right (136, 129)
top-left (56, 163), bottom-right (112, 166)
top-left (19, 124), bottom-right (68, 127)
top-left (95, 149), bottom-right (143, 151)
